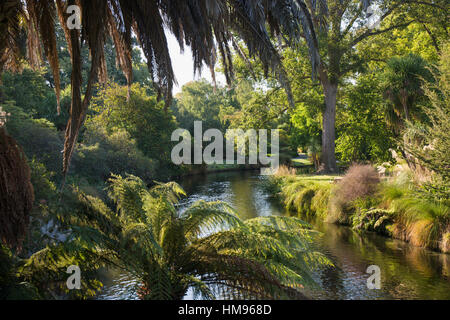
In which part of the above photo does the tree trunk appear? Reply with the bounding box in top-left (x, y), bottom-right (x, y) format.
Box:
top-left (401, 90), bottom-right (410, 121)
top-left (0, 127), bottom-right (34, 251)
top-left (321, 81), bottom-right (338, 173)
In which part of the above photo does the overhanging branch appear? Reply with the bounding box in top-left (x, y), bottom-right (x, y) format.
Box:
top-left (351, 20), bottom-right (416, 46)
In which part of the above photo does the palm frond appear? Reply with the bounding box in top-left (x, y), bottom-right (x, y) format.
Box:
top-left (25, 0), bottom-right (62, 114)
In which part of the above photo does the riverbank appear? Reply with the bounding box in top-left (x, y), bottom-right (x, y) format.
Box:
top-left (100, 170), bottom-right (450, 300)
top-left (171, 163), bottom-right (263, 180)
top-left (264, 168), bottom-right (450, 254)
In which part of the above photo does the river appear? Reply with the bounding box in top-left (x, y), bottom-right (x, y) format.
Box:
top-left (98, 171), bottom-right (450, 300)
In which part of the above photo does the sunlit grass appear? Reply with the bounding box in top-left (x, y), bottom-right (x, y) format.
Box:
top-left (297, 175), bottom-right (340, 181)
top-left (291, 158), bottom-right (313, 167)
top-left (268, 169), bottom-right (449, 253)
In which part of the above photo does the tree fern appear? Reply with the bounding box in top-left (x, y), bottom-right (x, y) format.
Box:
top-left (24, 175), bottom-right (333, 299)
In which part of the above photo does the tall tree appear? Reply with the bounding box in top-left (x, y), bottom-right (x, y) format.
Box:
top-left (2, 0), bottom-right (446, 177)
top-left (288, 0), bottom-right (447, 172)
top-left (0, 0), bottom-right (301, 180)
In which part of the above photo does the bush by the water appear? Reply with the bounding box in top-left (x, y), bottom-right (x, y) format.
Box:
top-left (269, 164), bottom-right (450, 253)
top-left (328, 164), bottom-right (380, 224)
top-left (72, 124), bottom-right (159, 184)
top-left (3, 102), bottom-right (63, 174)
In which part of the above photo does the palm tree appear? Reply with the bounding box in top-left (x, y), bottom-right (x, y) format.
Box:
top-left (403, 44), bottom-right (450, 196)
top-left (50, 174), bottom-right (331, 300)
top-left (0, 0), bottom-right (391, 178)
top-left (382, 54), bottom-right (432, 133)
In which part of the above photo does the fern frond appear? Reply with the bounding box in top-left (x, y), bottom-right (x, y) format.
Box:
top-left (182, 201), bottom-right (245, 241)
top-left (184, 275), bottom-right (215, 300)
top-left (150, 181), bottom-right (186, 205)
top-left (108, 174), bottom-right (148, 222)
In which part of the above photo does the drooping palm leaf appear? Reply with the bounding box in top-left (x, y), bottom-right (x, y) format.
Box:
top-left (0, 0), bottom-right (376, 180)
top-left (26, 0), bottom-right (61, 114)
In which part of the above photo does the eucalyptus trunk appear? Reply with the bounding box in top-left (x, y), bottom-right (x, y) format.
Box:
top-left (320, 81), bottom-right (338, 174)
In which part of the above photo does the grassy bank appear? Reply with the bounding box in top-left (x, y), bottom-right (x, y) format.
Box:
top-left (266, 166), bottom-right (450, 253)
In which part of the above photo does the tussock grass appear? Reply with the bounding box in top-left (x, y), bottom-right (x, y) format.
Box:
top-left (274, 165), bottom-right (297, 177)
top-left (381, 180), bottom-right (450, 252)
top-left (277, 179), bottom-right (332, 220)
top-left (267, 165), bottom-right (450, 253)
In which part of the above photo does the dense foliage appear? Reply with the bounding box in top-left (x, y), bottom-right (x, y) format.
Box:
top-left (0, 0), bottom-right (448, 301)
top-left (38, 175), bottom-right (331, 299)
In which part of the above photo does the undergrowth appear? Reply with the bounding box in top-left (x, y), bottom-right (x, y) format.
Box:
top-left (268, 165), bottom-right (450, 253)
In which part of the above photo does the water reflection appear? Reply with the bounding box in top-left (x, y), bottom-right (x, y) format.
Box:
top-left (306, 217), bottom-right (450, 299)
top-left (99, 171), bottom-right (450, 300)
top-left (180, 171), bottom-right (285, 219)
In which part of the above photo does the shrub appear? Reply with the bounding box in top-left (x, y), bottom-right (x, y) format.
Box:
top-left (0, 127), bottom-right (34, 251)
top-left (3, 102), bottom-right (63, 174)
top-left (335, 164), bottom-right (380, 203)
top-left (377, 176), bottom-right (450, 252)
top-left (404, 42), bottom-right (450, 199)
top-left (72, 125), bottom-right (158, 184)
top-left (274, 165), bottom-right (297, 177)
top-left (29, 158), bottom-right (57, 203)
top-left (328, 164), bottom-right (380, 224)
top-left (310, 185), bottom-right (332, 219)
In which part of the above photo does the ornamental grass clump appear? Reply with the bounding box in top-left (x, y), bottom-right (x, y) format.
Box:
top-left (280, 179), bottom-right (332, 220)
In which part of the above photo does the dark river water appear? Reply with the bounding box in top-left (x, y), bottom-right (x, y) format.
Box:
top-left (98, 171), bottom-right (450, 300)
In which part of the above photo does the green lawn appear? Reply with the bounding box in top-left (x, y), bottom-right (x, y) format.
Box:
top-left (291, 154), bottom-right (313, 167)
top-left (294, 174), bottom-right (340, 182)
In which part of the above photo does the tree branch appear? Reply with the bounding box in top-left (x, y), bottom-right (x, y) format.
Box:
top-left (419, 21), bottom-right (441, 54)
top-left (341, 3), bottom-right (364, 39)
top-left (404, 0), bottom-right (448, 10)
top-left (351, 20), bottom-right (416, 46)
